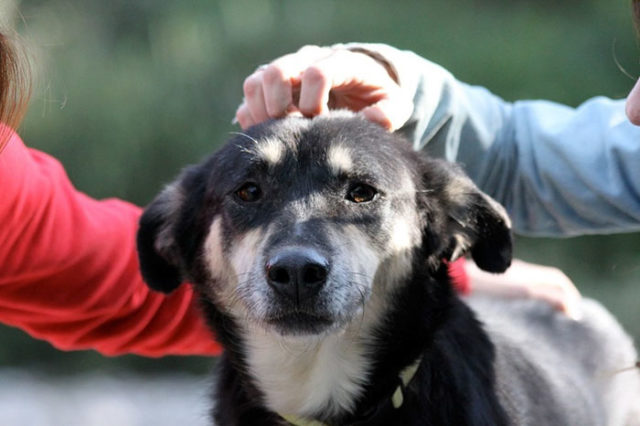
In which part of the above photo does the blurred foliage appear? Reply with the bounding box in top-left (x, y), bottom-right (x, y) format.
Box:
top-left (0, 0), bottom-right (638, 373)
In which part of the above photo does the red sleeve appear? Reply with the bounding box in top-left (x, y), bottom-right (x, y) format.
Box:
top-left (447, 258), bottom-right (471, 295)
top-left (0, 130), bottom-right (222, 357)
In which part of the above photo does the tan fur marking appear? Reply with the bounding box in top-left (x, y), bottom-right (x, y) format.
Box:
top-left (256, 138), bottom-right (285, 166)
top-left (327, 144), bottom-right (353, 175)
top-left (229, 227), bottom-right (265, 279)
top-left (203, 217), bottom-right (231, 282)
top-left (389, 217), bottom-right (414, 252)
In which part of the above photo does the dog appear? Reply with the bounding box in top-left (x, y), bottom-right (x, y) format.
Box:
top-left (137, 112), bottom-right (640, 425)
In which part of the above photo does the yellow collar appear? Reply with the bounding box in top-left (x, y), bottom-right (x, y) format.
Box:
top-left (280, 357), bottom-right (422, 426)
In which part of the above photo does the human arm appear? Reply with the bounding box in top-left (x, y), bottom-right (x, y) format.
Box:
top-left (463, 259), bottom-right (582, 319)
top-left (369, 43), bottom-right (640, 237)
top-left (447, 256), bottom-right (582, 317)
top-left (0, 130), bottom-right (221, 357)
top-left (238, 43), bottom-right (640, 237)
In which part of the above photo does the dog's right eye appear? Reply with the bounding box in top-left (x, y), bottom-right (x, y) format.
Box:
top-left (346, 183), bottom-right (378, 203)
top-left (235, 183), bottom-right (262, 202)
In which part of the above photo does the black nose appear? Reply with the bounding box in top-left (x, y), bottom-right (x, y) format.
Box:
top-left (266, 248), bottom-right (329, 304)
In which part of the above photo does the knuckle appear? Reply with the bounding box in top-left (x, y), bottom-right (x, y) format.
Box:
top-left (235, 107), bottom-right (252, 129)
top-left (297, 44), bottom-right (321, 54)
top-left (243, 74), bottom-right (261, 96)
top-left (303, 65), bottom-right (329, 86)
top-left (262, 65), bottom-right (287, 86)
top-left (238, 116), bottom-right (252, 130)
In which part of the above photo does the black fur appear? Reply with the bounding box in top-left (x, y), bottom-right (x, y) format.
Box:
top-left (204, 266), bottom-right (510, 426)
top-left (137, 201), bottom-right (183, 293)
top-left (137, 114), bottom-right (639, 425)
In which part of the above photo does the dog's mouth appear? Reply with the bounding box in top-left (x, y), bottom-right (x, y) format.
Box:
top-left (264, 310), bottom-right (335, 335)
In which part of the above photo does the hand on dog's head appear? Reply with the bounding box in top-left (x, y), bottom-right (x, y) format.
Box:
top-left (137, 113), bottom-right (511, 311)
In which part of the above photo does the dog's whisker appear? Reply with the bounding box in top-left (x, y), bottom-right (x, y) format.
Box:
top-left (389, 189), bottom-right (435, 195)
top-left (352, 282), bottom-right (368, 327)
top-left (229, 131), bottom-right (260, 146)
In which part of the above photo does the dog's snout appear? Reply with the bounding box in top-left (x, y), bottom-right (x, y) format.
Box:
top-left (266, 248), bottom-right (329, 304)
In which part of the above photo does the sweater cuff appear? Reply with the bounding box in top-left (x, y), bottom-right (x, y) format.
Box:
top-left (447, 257), bottom-right (471, 294)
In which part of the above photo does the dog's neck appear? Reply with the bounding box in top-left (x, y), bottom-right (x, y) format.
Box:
top-left (207, 263), bottom-right (506, 425)
top-left (242, 321), bottom-right (374, 419)
top-left (280, 356), bottom-right (423, 426)
top-left (236, 258), bottom-right (445, 421)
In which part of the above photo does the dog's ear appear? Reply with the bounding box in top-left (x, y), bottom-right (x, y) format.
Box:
top-left (446, 188), bottom-right (512, 273)
top-left (137, 182), bottom-right (186, 293)
top-left (422, 160), bottom-right (512, 273)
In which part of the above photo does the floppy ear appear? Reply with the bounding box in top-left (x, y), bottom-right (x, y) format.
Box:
top-left (446, 188), bottom-right (512, 273)
top-left (423, 160), bottom-right (512, 273)
top-left (137, 183), bottom-right (185, 293)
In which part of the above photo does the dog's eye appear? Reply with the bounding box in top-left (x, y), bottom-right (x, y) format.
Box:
top-left (235, 183), bottom-right (262, 202)
top-left (347, 183), bottom-right (378, 203)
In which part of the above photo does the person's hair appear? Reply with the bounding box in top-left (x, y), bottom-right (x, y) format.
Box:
top-left (634, 0), bottom-right (640, 35)
top-left (0, 29), bottom-right (31, 150)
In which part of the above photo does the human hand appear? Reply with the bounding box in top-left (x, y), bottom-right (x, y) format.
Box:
top-left (466, 259), bottom-right (582, 320)
top-left (235, 45), bottom-right (413, 131)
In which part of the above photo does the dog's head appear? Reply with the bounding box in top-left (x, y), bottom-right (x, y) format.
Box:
top-left (137, 113), bottom-right (511, 336)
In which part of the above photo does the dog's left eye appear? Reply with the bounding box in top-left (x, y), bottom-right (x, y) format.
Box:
top-left (346, 183), bottom-right (378, 203)
top-left (235, 183), bottom-right (262, 202)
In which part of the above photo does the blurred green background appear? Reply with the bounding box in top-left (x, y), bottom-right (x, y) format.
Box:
top-left (2, 0), bottom-right (639, 374)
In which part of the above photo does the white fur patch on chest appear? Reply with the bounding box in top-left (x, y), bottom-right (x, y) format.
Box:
top-left (244, 325), bottom-right (372, 418)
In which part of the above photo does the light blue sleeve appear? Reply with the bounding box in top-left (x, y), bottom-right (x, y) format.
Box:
top-left (348, 44), bottom-right (640, 236)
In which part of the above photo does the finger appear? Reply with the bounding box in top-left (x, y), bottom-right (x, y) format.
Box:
top-left (235, 103), bottom-right (255, 130)
top-left (298, 64), bottom-right (332, 116)
top-left (531, 285), bottom-right (581, 320)
top-left (298, 50), bottom-right (398, 117)
top-left (260, 46), bottom-right (333, 118)
top-left (532, 288), bottom-right (567, 314)
top-left (522, 272), bottom-right (582, 320)
top-left (360, 91), bottom-right (414, 131)
top-left (554, 276), bottom-right (583, 320)
top-left (240, 46), bottom-right (332, 123)
top-left (243, 73), bottom-right (270, 124)
top-left (261, 64), bottom-right (295, 118)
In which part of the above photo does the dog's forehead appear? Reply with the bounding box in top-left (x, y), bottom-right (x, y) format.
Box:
top-left (231, 116), bottom-right (411, 182)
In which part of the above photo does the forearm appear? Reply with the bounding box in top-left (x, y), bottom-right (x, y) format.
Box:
top-left (481, 97), bottom-right (640, 236)
top-left (0, 131), bottom-right (220, 357)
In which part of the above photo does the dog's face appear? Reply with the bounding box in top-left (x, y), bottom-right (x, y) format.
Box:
top-left (137, 113), bottom-right (512, 337)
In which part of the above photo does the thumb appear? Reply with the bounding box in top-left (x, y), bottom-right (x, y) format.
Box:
top-left (360, 92), bottom-right (413, 131)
